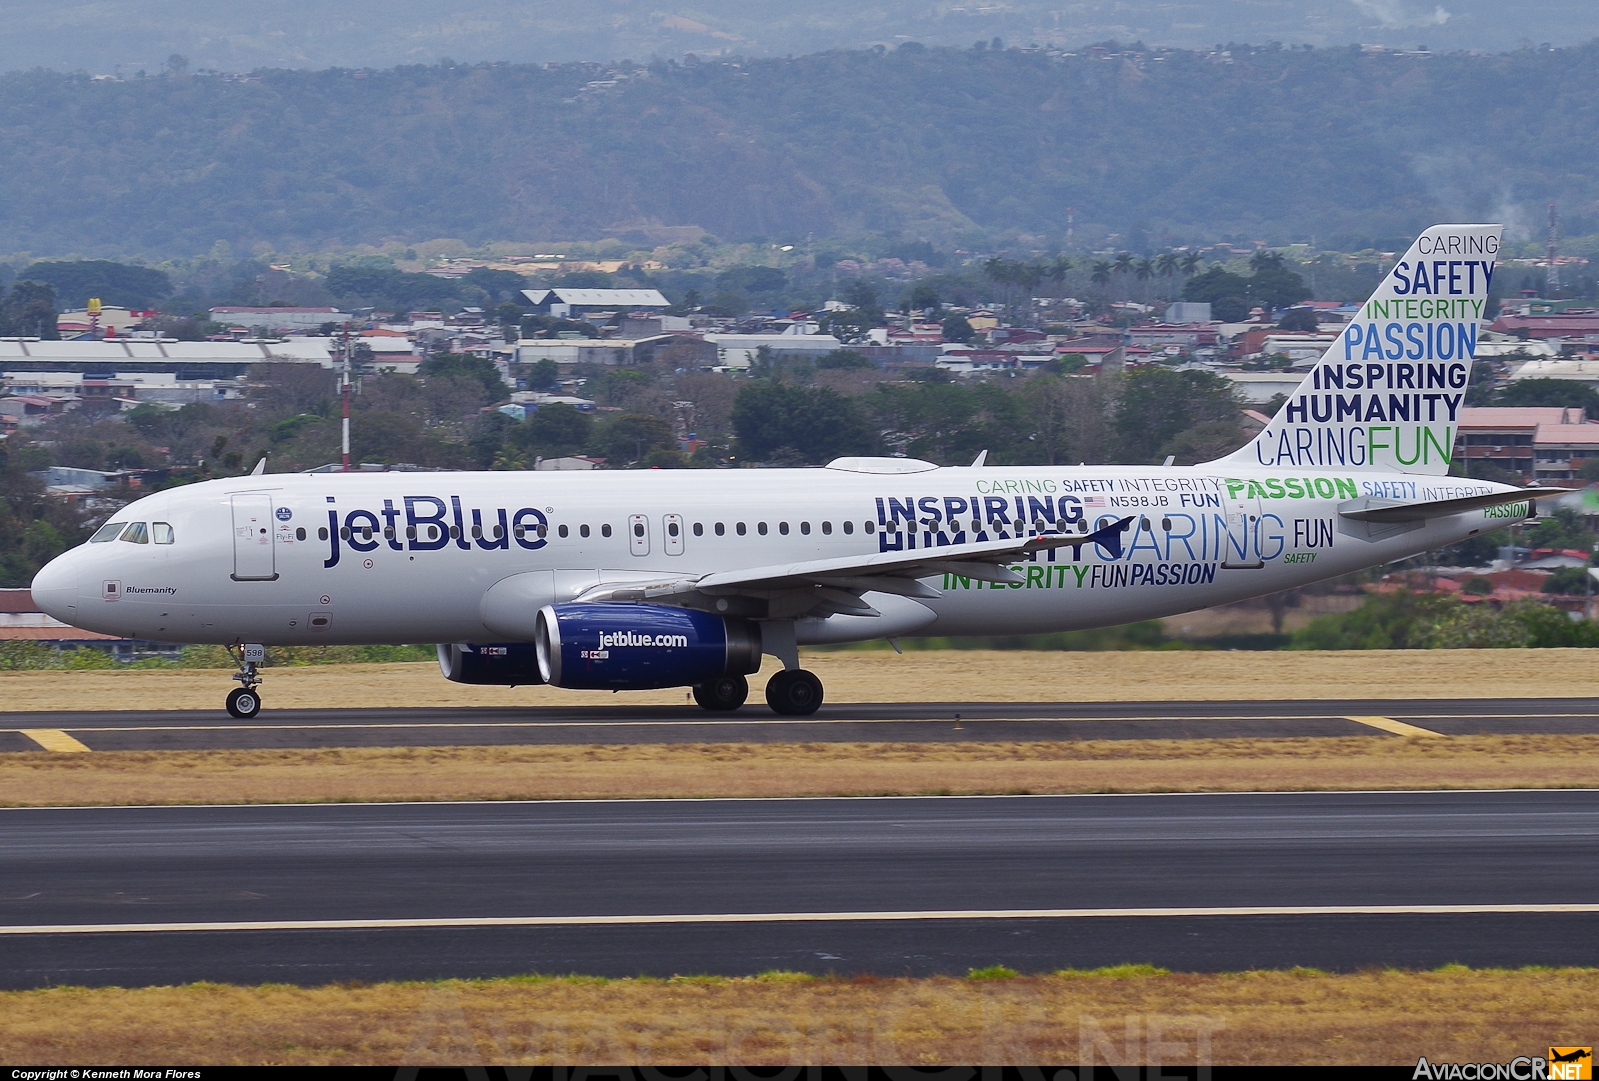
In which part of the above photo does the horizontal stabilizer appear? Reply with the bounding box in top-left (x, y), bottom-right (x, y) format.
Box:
top-left (1337, 487), bottom-right (1572, 523)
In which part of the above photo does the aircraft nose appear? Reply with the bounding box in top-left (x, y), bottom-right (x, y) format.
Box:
top-left (30, 552), bottom-right (82, 623)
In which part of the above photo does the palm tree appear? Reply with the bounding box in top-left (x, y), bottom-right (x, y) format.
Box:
top-left (1113, 252), bottom-right (1135, 276)
top-left (1180, 251), bottom-right (1203, 275)
top-left (1047, 255), bottom-right (1072, 285)
top-left (1089, 260), bottom-right (1113, 289)
top-left (1155, 252), bottom-right (1179, 277)
top-left (1250, 250), bottom-right (1285, 272)
top-left (1134, 258), bottom-right (1155, 283)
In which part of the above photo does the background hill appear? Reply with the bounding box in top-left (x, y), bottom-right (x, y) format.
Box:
top-left (3, 0), bottom-right (1594, 75)
top-left (6, 40), bottom-right (1599, 257)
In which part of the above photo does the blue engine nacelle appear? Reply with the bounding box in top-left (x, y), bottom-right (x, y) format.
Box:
top-left (534, 602), bottom-right (762, 690)
top-left (436, 642), bottom-right (546, 686)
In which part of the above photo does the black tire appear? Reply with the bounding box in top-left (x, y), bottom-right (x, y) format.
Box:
top-left (693, 674), bottom-right (749, 711)
top-left (765, 669), bottom-right (823, 715)
top-left (226, 687), bottom-right (261, 719)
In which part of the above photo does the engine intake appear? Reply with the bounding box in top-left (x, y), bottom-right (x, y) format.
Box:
top-left (535, 602), bottom-right (761, 690)
top-left (436, 642), bottom-right (546, 686)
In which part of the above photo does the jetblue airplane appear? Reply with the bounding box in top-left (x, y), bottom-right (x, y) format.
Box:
top-left (30, 225), bottom-right (1564, 717)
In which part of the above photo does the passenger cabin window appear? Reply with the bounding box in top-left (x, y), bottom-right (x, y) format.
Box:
top-left (758, 522), bottom-right (769, 535)
top-left (779, 522), bottom-right (789, 535)
top-left (120, 522), bottom-right (150, 544)
top-left (865, 521), bottom-right (875, 534)
top-left (90, 522), bottom-right (127, 543)
top-left (294, 527), bottom-right (305, 542)
top-left (693, 522), bottom-right (704, 536)
top-left (715, 522), bottom-right (726, 536)
top-left (821, 522), bottom-right (831, 535)
top-left (580, 524), bottom-right (590, 538)
top-left (601, 524), bottom-right (613, 538)
top-left (559, 524), bottom-right (569, 538)
top-left (152, 522), bottom-right (175, 544)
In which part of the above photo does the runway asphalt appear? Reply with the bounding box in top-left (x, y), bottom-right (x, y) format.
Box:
top-left (5, 697), bottom-right (1599, 752)
top-left (3, 789), bottom-right (1597, 986)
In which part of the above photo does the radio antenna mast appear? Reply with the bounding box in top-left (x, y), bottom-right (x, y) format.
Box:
top-left (1547, 203), bottom-right (1560, 296)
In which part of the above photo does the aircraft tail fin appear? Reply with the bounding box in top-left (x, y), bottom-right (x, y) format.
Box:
top-left (1207, 224), bottom-right (1499, 475)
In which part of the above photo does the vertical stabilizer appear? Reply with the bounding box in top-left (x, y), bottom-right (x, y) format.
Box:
top-left (1209, 223), bottom-right (1499, 475)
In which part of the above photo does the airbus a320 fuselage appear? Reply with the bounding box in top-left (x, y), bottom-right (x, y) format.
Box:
top-left (31, 224), bottom-right (1560, 716)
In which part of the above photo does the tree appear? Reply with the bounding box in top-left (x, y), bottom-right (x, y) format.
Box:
top-left (1113, 367), bottom-right (1242, 463)
top-left (17, 260), bottom-right (173, 310)
top-left (596, 412), bottom-right (676, 467)
top-left (1027, 373), bottom-right (1113, 465)
top-left (524, 358), bottom-right (559, 390)
top-left (417, 353), bottom-right (506, 404)
top-left (731, 381), bottom-right (876, 464)
top-left (716, 266), bottom-right (786, 295)
top-left (0, 281), bottom-right (59, 339)
top-left (1277, 307), bottom-right (1319, 332)
top-left (462, 267), bottom-right (528, 304)
top-left (1494, 377), bottom-right (1599, 416)
top-left (906, 282), bottom-right (941, 313)
top-left (1180, 252), bottom-right (1204, 275)
top-left (941, 313), bottom-right (975, 343)
top-left (1246, 261), bottom-right (1312, 312)
top-left (1089, 261), bottom-right (1113, 289)
top-left (816, 349), bottom-right (873, 370)
top-left (520, 402), bottom-right (593, 458)
top-left (1155, 252), bottom-right (1179, 278)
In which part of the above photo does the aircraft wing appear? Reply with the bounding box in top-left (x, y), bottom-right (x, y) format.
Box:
top-left (1337, 486), bottom-right (1574, 523)
top-left (574, 516), bottom-right (1135, 617)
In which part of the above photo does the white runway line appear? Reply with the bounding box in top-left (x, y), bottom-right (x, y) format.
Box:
top-left (5, 903), bottom-right (1599, 935)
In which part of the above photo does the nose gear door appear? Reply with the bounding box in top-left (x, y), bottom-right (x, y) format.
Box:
top-left (231, 493), bottom-right (278, 581)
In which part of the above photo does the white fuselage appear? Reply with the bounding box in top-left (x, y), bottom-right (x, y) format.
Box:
top-left (30, 464), bottom-right (1525, 647)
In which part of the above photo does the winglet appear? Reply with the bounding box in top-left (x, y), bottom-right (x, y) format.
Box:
top-left (1027, 516), bottom-right (1136, 560)
top-left (250, 457), bottom-right (267, 475)
top-left (970, 450), bottom-right (988, 467)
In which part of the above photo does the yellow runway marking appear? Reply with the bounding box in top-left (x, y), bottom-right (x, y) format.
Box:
top-left (19, 729), bottom-right (92, 753)
top-left (1346, 715), bottom-right (1444, 738)
top-left (3, 903), bottom-right (1598, 935)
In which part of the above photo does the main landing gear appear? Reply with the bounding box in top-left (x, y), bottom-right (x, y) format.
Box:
top-left (765, 668), bottom-right (824, 715)
top-left (226, 643), bottom-right (264, 718)
top-left (689, 670), bottom-right (824, 715)
top-left (692, 674), bottom-right (749, 711)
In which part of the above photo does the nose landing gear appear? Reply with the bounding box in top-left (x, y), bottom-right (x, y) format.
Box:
top-left (226, 643), bottom-right (265, 718)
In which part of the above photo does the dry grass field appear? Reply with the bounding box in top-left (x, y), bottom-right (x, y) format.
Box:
top-left (1, 734), bottom-right (1594, 807)
top-left (5, 648), bottom-right (1599, 712)
top-left (3, 968), bottom-right (1593, 1065)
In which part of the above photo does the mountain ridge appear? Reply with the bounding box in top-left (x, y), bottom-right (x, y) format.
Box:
top-left (3, 41), bottom-right (1598, 257)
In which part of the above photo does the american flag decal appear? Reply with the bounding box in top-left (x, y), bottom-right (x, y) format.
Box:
top-left (1083, 496), bottom-right (1108, 507)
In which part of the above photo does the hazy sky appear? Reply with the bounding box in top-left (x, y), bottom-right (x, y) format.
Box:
top-left (0, 0), bottom-right (1587, 74)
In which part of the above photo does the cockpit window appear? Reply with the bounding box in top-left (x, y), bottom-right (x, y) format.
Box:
top-left (120, 522), bottom-right (149, 544)
top-left (90, 522), bottom-right (127, 543)
top-left (152, 522), bottom-right (175, 544)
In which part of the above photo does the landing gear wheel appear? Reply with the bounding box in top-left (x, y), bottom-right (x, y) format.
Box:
top-left (226, 686), bottom-right (261, 719)
top-left (693, 674), bottom-right (749, 711)
top-left (765, 669), bottom-right (823, 715)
